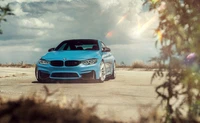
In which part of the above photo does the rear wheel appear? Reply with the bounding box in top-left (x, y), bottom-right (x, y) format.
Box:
top-left (98, 61), bottom-right (106, 82)
top-left (109, 62), bottom-right (116, 79)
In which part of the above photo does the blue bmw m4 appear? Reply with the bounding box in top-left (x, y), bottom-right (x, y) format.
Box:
top-left (35, 39), bottom-right (116, 82)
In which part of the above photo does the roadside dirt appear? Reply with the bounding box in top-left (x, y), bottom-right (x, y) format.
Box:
top-left (0, 67), bottom-right (163, 122)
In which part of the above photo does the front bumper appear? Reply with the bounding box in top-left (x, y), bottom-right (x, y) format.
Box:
top-left (36, 63), bottom-right (100, 80)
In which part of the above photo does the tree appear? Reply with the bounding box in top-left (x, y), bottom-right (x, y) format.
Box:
top-left (0, 0), bottom-right (14, 34)
top-left (146, 0), bottom-right (200, 122)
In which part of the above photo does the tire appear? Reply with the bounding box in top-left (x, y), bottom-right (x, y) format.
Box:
top-left (98, 61), bottom-right (106, 82)
top-left (35, 66), bottom-right (42, 82)
top-left (35, 66), bottom-right (47, 82)
top-left (109, 62), bottom-right (116, 79)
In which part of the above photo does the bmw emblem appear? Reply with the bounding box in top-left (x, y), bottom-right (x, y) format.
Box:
top-left (63, 58), bottom-right (66, 61)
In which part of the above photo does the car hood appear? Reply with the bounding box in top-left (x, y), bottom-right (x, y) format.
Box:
top-left (41, 51), bottom-right (101, 61)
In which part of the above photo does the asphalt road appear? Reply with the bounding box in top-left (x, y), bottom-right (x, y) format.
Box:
top-left (0, 67), bottom-right (163, 122)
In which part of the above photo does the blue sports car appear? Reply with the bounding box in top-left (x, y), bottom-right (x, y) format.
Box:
top-left (35, 39), bottom-right (116, 82)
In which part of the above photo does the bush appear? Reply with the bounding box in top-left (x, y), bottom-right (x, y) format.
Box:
top-left (0, 86), bottom-right (119, 123)
top-left (131, 60), bottom-right (159, 70)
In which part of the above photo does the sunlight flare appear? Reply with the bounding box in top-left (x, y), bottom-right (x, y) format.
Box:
top-left (117, 14), bottom-right (128, 25)
top-left (106, 31), bottom-right (113, 38)
top-left (156, 30), bottom-right (163, 41)
top-left (133, 15), bottom-right (157, 37)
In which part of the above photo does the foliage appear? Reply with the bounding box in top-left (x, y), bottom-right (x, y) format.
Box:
top-left (0, 0), bottom-right (14, 34)
top-left (0, 86), bottom-right (119, 123)
top-left (146, 0), bottom-right (200, 122)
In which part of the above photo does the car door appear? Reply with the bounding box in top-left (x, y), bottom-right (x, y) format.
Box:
top-left (101, 42), bottom-right (113, 75)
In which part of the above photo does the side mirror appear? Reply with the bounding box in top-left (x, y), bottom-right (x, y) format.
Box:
top-left (48, 48), bottom-right (55, 52)
top-left (102, 47), bottom-right (111, 52)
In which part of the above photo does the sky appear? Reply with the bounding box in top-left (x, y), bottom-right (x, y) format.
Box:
top-left (0, 0), bottom-right (159, 65)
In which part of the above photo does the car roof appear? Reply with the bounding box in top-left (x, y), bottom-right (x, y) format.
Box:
top-left (61, 39), bottom-right (99, 43)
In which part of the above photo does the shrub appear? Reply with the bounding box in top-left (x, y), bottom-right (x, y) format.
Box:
top-left (0, 86), bottom-right (119, 123)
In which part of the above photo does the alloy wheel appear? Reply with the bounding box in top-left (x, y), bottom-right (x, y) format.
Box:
top-left (99, 62), bottom-right (106, 82)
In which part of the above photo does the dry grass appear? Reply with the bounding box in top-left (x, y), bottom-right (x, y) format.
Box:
top-left (0, 86), bottom-right (120, 123)
top-left (0, 62), bottom-right (35, 68)
top-left (0, 97), bottom-right (113, 123)
top-left (0, 86), bottom-right (196, 123)
top-left (116, 60), bottom-right (159, 70)
top-left (1, 61), bottom-right (158, 70)
top-left (131, 60), bottom-right (159, 69)
top-left (116, 64), bottom-right (131, 68)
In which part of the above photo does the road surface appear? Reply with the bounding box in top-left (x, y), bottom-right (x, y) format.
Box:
top-left (0, 67), bottom-right (163, 122)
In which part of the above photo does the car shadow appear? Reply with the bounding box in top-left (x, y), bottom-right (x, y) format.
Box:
top-left (32, 79), bottom-right (109, 84)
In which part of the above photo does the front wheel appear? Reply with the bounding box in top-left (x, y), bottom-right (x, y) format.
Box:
top-left (35, 66), bottom-right (49, 83)
top-left (35, 66), bottom-right (42, 82)
top-left (98, 61), bottom-right (106, 82)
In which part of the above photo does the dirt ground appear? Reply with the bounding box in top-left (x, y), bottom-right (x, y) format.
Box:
top-left (0, 67), bottom-right (163, 122)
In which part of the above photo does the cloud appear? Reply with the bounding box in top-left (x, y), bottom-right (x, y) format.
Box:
top-left (16, 0), bottom-right (47, 3)
top-left (0, 0), bottom-right (158, 64)
top-left (0, 45), bottom-right (40, 52)
top-left (57, 16), bottom-right (75, 22)
top-left (109, 43), bottom-right (159, 64)
top-left (97, 0), bottom-right (120, 10)
top-left (19, 18), bottom-right (54, 29)
top-left (12, 3), bottom-right (28, 16)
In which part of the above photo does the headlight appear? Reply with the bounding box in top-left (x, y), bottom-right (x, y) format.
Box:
top-left (39, 59), bottom-right (50, 64)
top-left (81, 58), bottom-right (97, 65)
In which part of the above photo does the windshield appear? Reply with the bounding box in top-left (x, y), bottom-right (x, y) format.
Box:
top-left (55, 39), bottom-right (99, 51)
